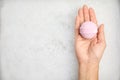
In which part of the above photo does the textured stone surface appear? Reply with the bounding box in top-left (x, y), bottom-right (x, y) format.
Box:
top-left (0, 0), bottom-right (120, 80)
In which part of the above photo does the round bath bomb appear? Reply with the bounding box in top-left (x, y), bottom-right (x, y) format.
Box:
top-left (80, 21), bottom-right (97, 39)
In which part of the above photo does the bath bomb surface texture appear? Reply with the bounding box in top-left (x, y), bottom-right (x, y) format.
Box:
top-left (80, 21), bottom-right (97, 39)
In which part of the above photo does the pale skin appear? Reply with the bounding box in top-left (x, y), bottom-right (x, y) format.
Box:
top-left (75, 5), bottom-right (106, 80)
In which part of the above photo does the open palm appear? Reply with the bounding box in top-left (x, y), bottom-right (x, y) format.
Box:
top-left (75, 5), bottom-right (106, 64)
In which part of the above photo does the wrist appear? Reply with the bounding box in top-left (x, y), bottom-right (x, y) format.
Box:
top-left (79, 63), bottom-right (99, 80)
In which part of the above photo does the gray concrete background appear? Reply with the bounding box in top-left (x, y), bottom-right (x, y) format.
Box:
top-left (0, 0), bottom-right (120, 80)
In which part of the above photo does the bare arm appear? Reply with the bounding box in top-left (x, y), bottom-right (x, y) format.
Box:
top-left (75, 5), bottom-right (106, 80)
top-left (79, 63), bottom-right (99, 80)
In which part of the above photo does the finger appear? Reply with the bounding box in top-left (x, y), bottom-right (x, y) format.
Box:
top-left (83, 5), bottom-right (89, 21)
top-left (89, 8), bottom-right (97, 24)
top-left (97, 24), bottom-right (105, 43)
top-left (75, 16), bottom-right (83, 39)
top-left (78, 8), bottom-right (84, 26)
top-left (75, 16), bottom-right (80, 36)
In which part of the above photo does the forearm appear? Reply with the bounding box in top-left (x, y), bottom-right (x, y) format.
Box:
top-left (79, 63), bottom-right (99, 80)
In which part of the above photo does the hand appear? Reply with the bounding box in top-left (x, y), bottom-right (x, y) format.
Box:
top-left (75, 5), bottom-right (106, 65)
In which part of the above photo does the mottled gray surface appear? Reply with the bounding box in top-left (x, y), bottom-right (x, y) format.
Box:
top-left (0, 0), bottom-right (120, 80)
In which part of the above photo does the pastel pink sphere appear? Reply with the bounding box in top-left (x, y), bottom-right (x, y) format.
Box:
top-left (80, 21), bottom-right (97, 39)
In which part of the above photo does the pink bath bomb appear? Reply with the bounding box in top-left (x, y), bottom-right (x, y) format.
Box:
top-left (80, 21), bottom-right (97, 39)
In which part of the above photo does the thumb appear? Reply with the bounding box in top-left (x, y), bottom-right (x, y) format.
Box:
top-left (97, 24), bottom-right (106, 43)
